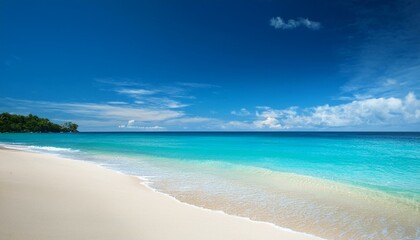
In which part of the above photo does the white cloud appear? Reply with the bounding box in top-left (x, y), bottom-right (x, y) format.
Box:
top-left (340, 77), bottom-right (419, 101)
top-left (166, 117), bottom-right (214, 124)
top-left (254, 117), bottom-right (282, 129)
top-left (118, 125), bottom-right (165, 130)
top-left (107, 101), bottom-right (128, 105)
top-left (270, 17), bottom-right (321, 30)
top-left (256, 106), bottom-right (271, 110)
top-left (141, 126), bottom-right (165, 130)
top-left (114, 86), bottom-right (190, 109)
top-left (149, 98), bottom-right (189, 109)
top-left (225, 121), bottom-right (253, 129)
top-left (116, 88), bottom-right (156, 96)
top-left (1, 98), bottom-right (184, 122)
top-left (95, 78), bottom-right (140, 87)
top-left (118, 119), bottom-right (165, 130)
top-left (384, 79), bottom-right (397, 86)
top-left (254, 92), bottom-right (420, 129)
top-left (231, 108), bottom-right (250, 116)
top-left (0, 78), bottom-right (215, 130)
top-left (64, 103), bottom-right (183, 121)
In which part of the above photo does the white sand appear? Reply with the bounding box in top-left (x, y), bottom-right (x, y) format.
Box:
top-left (0, 148), bottom-right (323, 240)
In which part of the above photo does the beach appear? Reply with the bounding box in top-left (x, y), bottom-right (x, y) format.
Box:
top-left (0, 132), bottom-right (419, 239)
top-left (2, 0), bottom-right (419, 238)
top-left (0, 148), bottom-right (322, 240)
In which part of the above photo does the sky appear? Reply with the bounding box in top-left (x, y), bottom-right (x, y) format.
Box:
top-left (0, 0), bottom-right (419, 131)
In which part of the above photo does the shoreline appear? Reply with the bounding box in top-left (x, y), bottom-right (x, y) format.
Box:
top-left (0, 147), bottom-right (324, 240)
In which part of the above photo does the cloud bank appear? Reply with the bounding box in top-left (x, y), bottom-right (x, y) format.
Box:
top-left (253, 93), bottom-right (419, 129)
top-left (3, 93), bottom-right (418, 131)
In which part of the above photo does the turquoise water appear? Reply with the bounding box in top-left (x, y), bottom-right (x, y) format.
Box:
top-left (1, 132), bottom-right (419, 239)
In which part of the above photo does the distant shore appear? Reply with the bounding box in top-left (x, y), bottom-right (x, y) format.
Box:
top-left (0, 148), bottom-right (322, 240)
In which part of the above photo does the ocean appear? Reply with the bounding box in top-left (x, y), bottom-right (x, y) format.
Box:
top-left (0, 132), bottom-right (419, 239)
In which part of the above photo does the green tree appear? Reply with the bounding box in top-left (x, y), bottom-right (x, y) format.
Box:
top-left (62, 122), bottom-right (79, 133)
top-left (0, 113), bottom-right (79, 133)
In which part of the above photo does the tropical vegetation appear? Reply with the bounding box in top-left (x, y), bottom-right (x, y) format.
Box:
top-left (0, 113), bottom-right (78, 133)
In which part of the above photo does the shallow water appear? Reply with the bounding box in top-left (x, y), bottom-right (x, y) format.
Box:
top-left (1, 132), bottom-right (419, 239)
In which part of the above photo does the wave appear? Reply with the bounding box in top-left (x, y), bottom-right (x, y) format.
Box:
top-left (134, 175), bottom-right (327, 240)
top-left (0, 143), bottom-right (80, 154)
top-left (119, 156), bottom-right (420, 240)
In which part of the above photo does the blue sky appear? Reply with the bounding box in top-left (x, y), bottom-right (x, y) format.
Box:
top-left (1, 0), bottom-right (419, 131)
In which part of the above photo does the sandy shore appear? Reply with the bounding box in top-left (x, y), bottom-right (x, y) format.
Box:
top-left (0, 148), bottom-right (322, 240)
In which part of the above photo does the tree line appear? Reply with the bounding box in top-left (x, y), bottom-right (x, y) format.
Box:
top-left (0, 113), bottom-right (78, 133)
